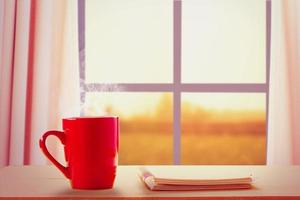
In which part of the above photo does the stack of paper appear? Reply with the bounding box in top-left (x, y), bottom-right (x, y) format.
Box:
top-left (138, 167), bottom-right (253, 191)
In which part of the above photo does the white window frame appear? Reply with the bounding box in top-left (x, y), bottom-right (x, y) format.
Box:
top-left (78, 0), bottom-right (271, 164)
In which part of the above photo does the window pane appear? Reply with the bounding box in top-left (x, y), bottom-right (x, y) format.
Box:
top-left (181, 93), bottom-right (266, 164)
top-left (84, 92), bottom-right (173, 164)
top-left (85, 0), bottom-right (173, 83)
top-left (182, 0), bottom-right (266, 83)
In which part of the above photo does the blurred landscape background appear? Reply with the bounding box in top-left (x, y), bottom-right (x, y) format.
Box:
top-left (84, 0), bottom-right (267, 165)
top-left (85, 93), bottom-right (266, 165)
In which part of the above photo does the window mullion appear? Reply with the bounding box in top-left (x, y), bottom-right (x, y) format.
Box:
top-left (78, 0), bottom-right (85, 116)
top-left (173, 0), bottom-right (182, 165)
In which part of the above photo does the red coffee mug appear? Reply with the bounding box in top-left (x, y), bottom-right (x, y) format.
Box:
top-left (39, 116), bottom-right (119, 189)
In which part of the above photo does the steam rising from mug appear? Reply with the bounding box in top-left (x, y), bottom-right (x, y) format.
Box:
top-left (80, 81), bottom-right (124, 116)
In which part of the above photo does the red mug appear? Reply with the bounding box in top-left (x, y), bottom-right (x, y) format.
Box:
top-left (39, 116), bottom-right (119, 189)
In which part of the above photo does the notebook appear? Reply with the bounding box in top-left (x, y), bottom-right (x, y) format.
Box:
top-left (138, 167), bottom-right (253, 191)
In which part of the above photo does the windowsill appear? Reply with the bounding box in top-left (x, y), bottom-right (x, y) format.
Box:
top-left (1, 165), bottom-right (300, 199)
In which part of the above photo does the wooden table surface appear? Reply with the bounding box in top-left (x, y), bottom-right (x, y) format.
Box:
top-left (1, 165), bottom-right (300, 199)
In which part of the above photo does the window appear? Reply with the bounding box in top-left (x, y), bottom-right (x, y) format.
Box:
top-left (79, 0), bottom-right (271, 165)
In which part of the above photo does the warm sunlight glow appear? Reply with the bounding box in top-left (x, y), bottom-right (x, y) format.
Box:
top-left (183, 93), bottom-right (265, 111)
top-left (84, 0), bottom-right (267, 164)
top-left (182, 0), bottom-right (266, 83)
top-left (86, 0), bottom-right (173, 83)
top-left (84, 92), bottom-right (167, 118)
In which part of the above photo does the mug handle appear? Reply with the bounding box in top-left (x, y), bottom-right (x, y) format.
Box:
top-left (39, 130), bottom-right (70, 179)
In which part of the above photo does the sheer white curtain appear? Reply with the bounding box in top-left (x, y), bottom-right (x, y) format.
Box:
top-left (0, 0), bottom-right (80, 166)
top-left (268, 0), bottom-right (300, 165)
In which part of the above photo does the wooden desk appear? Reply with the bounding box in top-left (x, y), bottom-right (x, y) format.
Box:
top-left (0, 165), bottom-right (300, 199)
